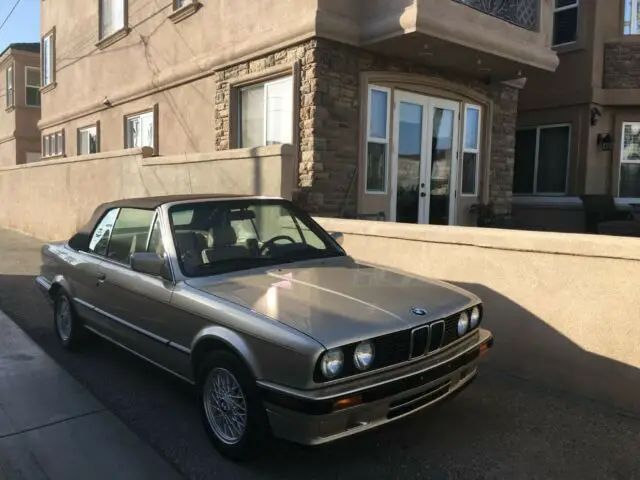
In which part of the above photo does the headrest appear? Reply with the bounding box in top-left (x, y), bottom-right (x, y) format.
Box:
top-left (212, 225), bottom-right (237, 247)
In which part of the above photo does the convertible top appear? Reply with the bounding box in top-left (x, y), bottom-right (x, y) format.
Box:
top-left (96, 193), bottom-right (251, 212)
top-left (75, 194), bottom-right (281, 238)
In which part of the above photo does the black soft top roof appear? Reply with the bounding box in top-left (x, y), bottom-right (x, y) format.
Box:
top-left (76, 194), bottom-right (278, 237)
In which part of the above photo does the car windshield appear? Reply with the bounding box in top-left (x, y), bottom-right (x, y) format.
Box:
top-left (168, 198), bottom-right (346, 277)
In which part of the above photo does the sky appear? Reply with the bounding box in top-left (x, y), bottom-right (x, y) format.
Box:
top-left (0, 0), bottom-right (40, 52)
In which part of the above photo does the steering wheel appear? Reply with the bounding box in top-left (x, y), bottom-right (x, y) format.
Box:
top-left (259, 235), bottom-right (297, 255)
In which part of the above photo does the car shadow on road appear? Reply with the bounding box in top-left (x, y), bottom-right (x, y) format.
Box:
top-left (245, 282), bottom-right (640, 477)
top-left (0, 272), bottom-right (639, 479)
top-left (452, 282), bottom-right (640, 415)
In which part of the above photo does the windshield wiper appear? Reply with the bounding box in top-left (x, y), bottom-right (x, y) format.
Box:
top-left (194, 257), bottom-right (277, 269)
top-left (269, 249), bottom-right (343, 263)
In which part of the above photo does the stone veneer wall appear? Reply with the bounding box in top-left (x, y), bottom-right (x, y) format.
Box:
top-left (603, 42), bottom-right (640, 89)
top-left (214, 39), bottom-right (519, 217)
top-left (488, 86), bottom-right (518, 216)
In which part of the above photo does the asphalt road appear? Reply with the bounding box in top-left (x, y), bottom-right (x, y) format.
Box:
top-left (0, 228), bottom-right (639, 480)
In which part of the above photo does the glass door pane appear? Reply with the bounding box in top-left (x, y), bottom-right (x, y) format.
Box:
top-left (396, 101), bottom-right (424, 223)
top-left (429, 107), bottom-right (455, 225)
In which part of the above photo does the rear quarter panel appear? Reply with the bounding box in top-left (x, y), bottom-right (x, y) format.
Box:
top-left (39, 243), bottom-right (104, 322)
top-left (39, 243), bottom-right (74, 294)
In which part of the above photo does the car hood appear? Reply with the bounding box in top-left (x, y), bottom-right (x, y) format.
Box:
top-left (186, 256), bottom-right (478, 348)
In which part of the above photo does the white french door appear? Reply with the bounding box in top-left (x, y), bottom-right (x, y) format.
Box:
top-left (391, 91), bottom-right (460, 225)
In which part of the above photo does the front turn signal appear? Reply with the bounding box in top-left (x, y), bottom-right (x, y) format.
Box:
top-left (333, 395), bottom-right (363, 411)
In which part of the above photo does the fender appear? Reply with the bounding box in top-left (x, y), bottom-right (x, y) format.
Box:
top-left (51, 274), bottom-right (75, 300)
top-left (191, 326), bottom-right (263, 380)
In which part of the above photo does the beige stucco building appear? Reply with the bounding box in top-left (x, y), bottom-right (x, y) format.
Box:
top-left (516, 0), bottom-right (640, 231)
top-left (39, 0), bottom-right (559, 225)
top-left (0, 43), bottom-right (41, 167)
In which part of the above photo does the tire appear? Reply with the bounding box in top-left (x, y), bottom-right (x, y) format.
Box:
top-left (197, 350), bottom-right (270, 461)
top-left (53, 291), bottom-right (86, 351)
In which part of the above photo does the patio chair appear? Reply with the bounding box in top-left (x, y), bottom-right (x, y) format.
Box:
top-left (597, 220), bottom-right (640, 237)
top-left (579, 194), bottom-right (633, 234)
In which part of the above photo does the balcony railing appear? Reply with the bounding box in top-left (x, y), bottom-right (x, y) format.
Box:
top-left (453, 0), bottom-right (539, 31)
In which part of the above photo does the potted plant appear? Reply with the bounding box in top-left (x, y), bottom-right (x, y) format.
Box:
top-left (469, 201), bottom-right (496, 227)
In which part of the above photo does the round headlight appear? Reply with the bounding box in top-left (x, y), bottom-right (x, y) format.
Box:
top-left (457, 311), bottom-right (469, 336)
top-left (353, 341), bottom-right (375, 370)
top-left (470, 306), bottom-right (481, 328)
top-left (320, 349), bottom-right (344, 379)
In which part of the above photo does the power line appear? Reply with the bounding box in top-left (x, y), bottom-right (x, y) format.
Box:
top-left (0, 0), bottom-right (23, 35)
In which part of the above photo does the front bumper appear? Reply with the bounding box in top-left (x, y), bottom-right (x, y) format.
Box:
top-left (35, 276), bottom-right (54, 304)
top-left (259, 328), bottom-right (493, 446)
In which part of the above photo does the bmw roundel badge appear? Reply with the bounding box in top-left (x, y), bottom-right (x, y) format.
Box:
top-left (411, 307), bottom-right (427, 316)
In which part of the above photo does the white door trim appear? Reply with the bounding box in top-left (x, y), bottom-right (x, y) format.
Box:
top-left (390, 90), bottom-right (460, 225)
top-left (390, 90), bottom-right (430, 223)
top-left (429, 97), bottom-right (460, 225)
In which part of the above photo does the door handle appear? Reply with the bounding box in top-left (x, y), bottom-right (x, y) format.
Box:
top-left (95, 272), bottom-right (106, 284)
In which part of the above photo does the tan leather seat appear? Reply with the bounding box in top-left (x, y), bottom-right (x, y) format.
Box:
top-left (202, 225), bottom-right (250, 263)
top-left (175, 231), bottom-right (204, 270)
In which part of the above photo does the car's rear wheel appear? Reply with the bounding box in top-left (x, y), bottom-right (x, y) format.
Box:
top-left (54, 291), bottom-right (86, 350)
top-left (197, 350), bottom-right (270, 461)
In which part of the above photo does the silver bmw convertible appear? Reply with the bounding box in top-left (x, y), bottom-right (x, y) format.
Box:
top-left (36, 194), bottom-right (493, 461)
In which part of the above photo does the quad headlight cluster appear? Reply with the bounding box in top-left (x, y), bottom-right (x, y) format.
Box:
top-left (317, 304), bottom-right (483, 381)
top-left (320, 340), bottom-right (375, 380)
top-left (457, 305), bottom-right (481, 337)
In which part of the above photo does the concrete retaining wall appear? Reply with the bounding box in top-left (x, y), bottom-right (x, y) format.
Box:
top-left (2, 151), bottom-right (638, 412)
top-left (0, 145), bottom-right (296, 240)
top-left (317, 218), bottom-right (640, 414)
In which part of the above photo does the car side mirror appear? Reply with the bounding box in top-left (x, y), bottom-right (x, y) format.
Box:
top-left (130, 252), bottom-right (172, 282)
top-left (330, 231), bottom-right (344, 246)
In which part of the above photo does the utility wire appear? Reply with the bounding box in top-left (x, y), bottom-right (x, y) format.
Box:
top-left (0, 0), bottom-right (23, 35)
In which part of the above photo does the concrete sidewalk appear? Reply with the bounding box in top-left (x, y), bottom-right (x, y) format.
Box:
top-left (0, 310), bottom-right (182, 480)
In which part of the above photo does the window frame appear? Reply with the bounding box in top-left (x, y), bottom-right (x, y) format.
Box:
top-left (42, 130), bottom-right (66, 159)
top-left (124, 107), bottom-right (157, 153)
top-left (169, 0), bottom-right (202, 22)
top-left (552, 0), bottom-right (579, 47)
top-left (514, 123), bottom-right (572, 196)
top-left (146, 213), bottom-right (166, 257)
top-left (102, 207), bottom-right (157, 265)
top-left (618, 121), bottom-right (640, 200)
top-left (99, 0), bottom-right (128, 41)
top-left (5, 63), bottom-right (14, 109)
top-left (56, 131), bottom-right (64, 156)
top-left (87, 207), bottom-right (121, 257)
top-left (364, 84), bottom-right (391, 195)
top-left (41, 28), bottom-right (55, 89)
top-left (85, 207), bottom-right (168, 276)
top-left (460, 104), bottom-right (482, 197)
top-left (77, 124), bottom-right (100, 155)
top-left (25, 66), bottom-right (41, 107)
top-left (624, 0), bottom-right (640, 35)
top-left (236, 75), bottom-right (294, 149)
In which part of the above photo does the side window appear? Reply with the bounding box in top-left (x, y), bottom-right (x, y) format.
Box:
top-left (89, 208), bottom-right (120, 256)
top-left (147, 217), bottom-right (165, 256)
top-left (106, 208), bottom-right (155, 264)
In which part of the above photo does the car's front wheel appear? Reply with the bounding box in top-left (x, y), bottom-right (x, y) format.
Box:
top-left (53, 291), bottom-right (86, 350)
top-left (197, 350), bottom-right (270, 461)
